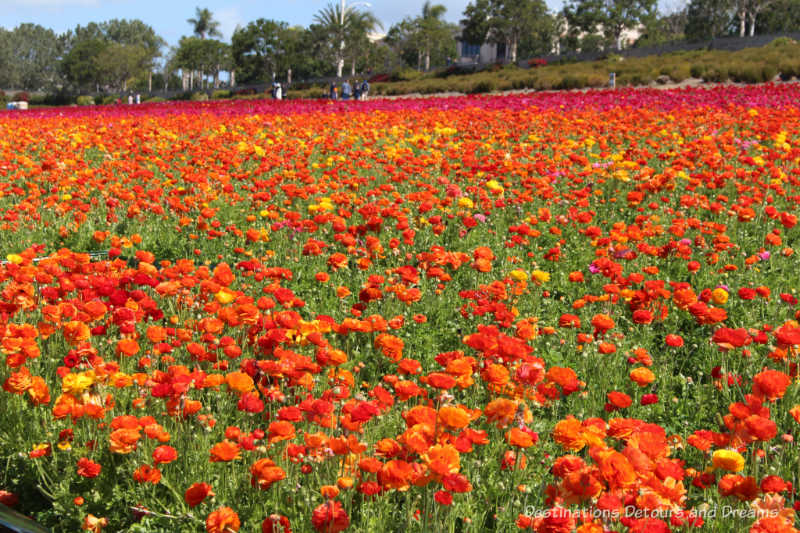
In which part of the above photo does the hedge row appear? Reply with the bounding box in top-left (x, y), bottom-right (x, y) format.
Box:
top-left (290, 38), bottom-right (800, 98)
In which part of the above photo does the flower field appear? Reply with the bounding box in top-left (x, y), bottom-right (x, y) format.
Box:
top-left (1, 85), bottom-right (800, 533)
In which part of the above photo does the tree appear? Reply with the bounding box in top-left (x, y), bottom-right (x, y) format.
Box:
top-left (563, 0), bottom-right (657, 51)
top-left (462, 0), bottom-right (553, 63)
top-left (60, 38), bottom-right (107, 91)
top-left (685, 0), bottom-right (734, 40)
top-left (174, 36), bottom-right (229, 89)
top-left (61, 19), bottom-right (164, 91)
top-left (635, 4), bottom-right (688, 45)
top-left (343, 10), bottom-right (384, 75)
top-left (417, 2), bottom-right (453, 71)
top-left (94, 43), bottom-right (149, 91)
top-left (188, 7), bottom-right (222, 40)
top-left (232, 19), bottom-right (290, 84)
top-left (0, 24), bottom-right (63, 90)
top-left (387, 2), bottom-right (457, 71)
top-left (743, 0), bottom-right (777, 35)
top-left (313, 2), bottom-right (383, 77)
top-left (755, 0), bottom-right (800, 31)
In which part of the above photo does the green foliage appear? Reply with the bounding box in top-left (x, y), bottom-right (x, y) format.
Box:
top-left (366, 39), bottom-right (800, 96)
top-left (187, 7), bottom-right (222, 40)
top-left (60, 19), bottom-right (165, 92)
top-left (174, 37), bottom-right (231, 88)
top-left (685, 0), bottom-right (734, 41)
top-left (190, 92), bottom-right (209, 101)
top-left (385, 2), bottom-right (458, 71)
top-left (312, 2), bottom-right (383, 76)
top-left (211, 89), bottom-right (231, 99)
top-left (75, 95), bottom-right (95, 106)
top-left (0, 24), bottom-right (63, 90)
top-left (563, 0), bottom-right (657, 51)
top-left (470, 79), bottom-right (495, 93)
top-left (461, 0), bottom-right (554, 62)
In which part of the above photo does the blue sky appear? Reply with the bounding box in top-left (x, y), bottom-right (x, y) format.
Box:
top-left (0, 0), bottom-right (567, 49)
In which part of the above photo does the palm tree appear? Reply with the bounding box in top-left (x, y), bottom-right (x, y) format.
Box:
top-left (186, 7), bottom-right (221, 88)
top-left (345, 10), bottom-right (383, 75)
top-left (187, 7), bottom-right (222, 40)
top-left (418, 1), bottom-right (448, 71)
top-left (314, 2), bottom-right (382, 77)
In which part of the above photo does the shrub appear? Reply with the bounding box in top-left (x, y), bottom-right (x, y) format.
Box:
top-left (702, 67), bottom-right (729, 83)
top-left (392, 69), bottom-right (423, 82)
top-left (557, 75), bottom-right (588, 90)
top-left (778, 62), bottom-right (798, 81)
top-left (211, 90), bottom-right (231, 99)
top-left (144, 96), bottom-right (166, 103)
top-left (76, 95), bottom-right (95, 106)
top-left (190, 92), bottom-right (209, 102)
top-left (762, 65), bottom-right (778, 82)
top-left (690, 64), bottom-right (704, 78)
top-left (669, 65), bottom-right (691, 83)
top-left (470, 79), bottom-right (495, 93)
top-left (13, 91), bottom-right (29, 102)
top-left (100, 95), bottom-right (120, 105)
top-left (768, 37), bottom-right (797, 48)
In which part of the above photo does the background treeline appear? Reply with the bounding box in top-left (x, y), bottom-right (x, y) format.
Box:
top-left (0, 0), bottom-right (799, 97)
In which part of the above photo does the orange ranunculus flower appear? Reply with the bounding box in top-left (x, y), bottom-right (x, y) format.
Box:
top-left (206, 506), bottom-right (240, 533)
top-left (481, 363), bottom-right (510, 388)
top-left (507, 427), bottom-right (537, 448)
top-left (423, 444), bottom-right (461, 477)
top-left (133, 464), bottom-right (161, 484)
top-left (425, 372), bottom-right (457, 389)
top-left (225, 372), bottom-right (254, 394)
top-left (27, 376), bottom-right (50, 405)
top-left (268, 421), bottom-right (296, 444)
top-left (595, 449), bottom-right (637, 489)
top-left (82, 514), bottom-right (108, 532)
top-left (484, 398), bottom-right (518, 428)
top-left (116, 338), bottom-right (139, 357)
top-left (629, 367), bottom-right (656, 387)
top-left (752, 370), bottom-right (792, 402)
top-left (336, 476), bottom-right (354, 490)
top-left (553, 416), bottom-right (587, 451)
top-left (2, 366), bottom-right (32, 394)
top-left (63, 321), bottom-right (90, 346)
top-left (250, 458), bottom-right (286, 490)
top-left (109, 428), bottom-right (140, 454)
top-left (184, 482), bottom-right (214, 507)
top-left (311, 500), bottom-right (349, 533)
top-left (591, 314), bottom-right (614, 336)
top-left (378, 460), bottom-right (415, 491)
top-left (152, 445), bottom-right (178, 464)
top-left (320, 485), bottom-right (340, 499)
top-left (209, 440), bottom-right (241, 462)
top-left (438, 406), bottom-right (471, 429)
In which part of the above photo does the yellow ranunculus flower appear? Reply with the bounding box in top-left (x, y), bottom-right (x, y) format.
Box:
top-left (458, 197), bottom-right (474, 209)
top-left (509, 269), bottom-right (528, 282)
top-left (62, 371), bottom-right (95, 396)
top-left (531, 270), bottom-right (551, 284)
top-left (712, 449), bottom-right (744, 472)
top-left (711, 288), bottom-right (729, 305)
